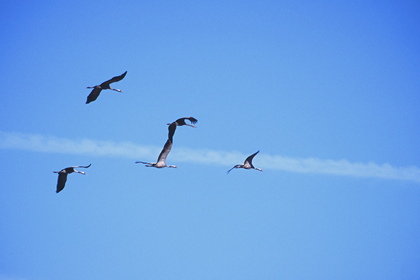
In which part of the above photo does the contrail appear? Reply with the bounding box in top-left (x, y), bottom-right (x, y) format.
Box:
top-left (1, 131), bottom-right (419, 183)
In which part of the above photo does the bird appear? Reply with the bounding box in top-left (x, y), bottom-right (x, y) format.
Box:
top-left (167, 116), bottom-right (198, 142)
top-left (53, 164), bottom-right (91, 193)
top-left (135, 139), bottom-right (177, 168)
top-left (86, 71), bottom-right (127, 104)
top-left (227, 151), bottom-right (262, 173)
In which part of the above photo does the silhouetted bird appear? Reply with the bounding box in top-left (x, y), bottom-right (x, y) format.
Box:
top-left (227, 151), bottom-right (262, 173)
top-left (86, 71), bottom-right (127, 104)
top-left (53, 164), bottom-right (91, 193)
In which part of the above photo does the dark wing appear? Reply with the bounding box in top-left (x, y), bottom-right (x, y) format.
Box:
top-left (244, 151), bottom-right (260, 167)
top-left (175, 116), bottom-right (198, 125)
top-left (100, 71), bottom-right (127, 86)
top-left (157, 139), bottom-right (172, 165)
top-left (227, 165), bottom-right (240, 174)
top-left (56, 173), bottom-right (68, 193)
top-left (86, 87), bottom-right (102, 104)
top-left (72, 164), bottom-right (91, 169)
top-left (186, 117), bottom-right (198, 124)
top-left (168, 123), bottom-right (177, 142)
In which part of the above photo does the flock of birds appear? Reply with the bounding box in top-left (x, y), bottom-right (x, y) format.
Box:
top-left (54, 72), bottom-right (262, 193)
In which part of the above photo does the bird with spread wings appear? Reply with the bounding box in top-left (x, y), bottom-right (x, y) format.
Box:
top-left (86, 71), bottom-right (127, 104)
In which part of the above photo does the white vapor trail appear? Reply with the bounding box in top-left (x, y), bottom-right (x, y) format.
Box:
top-left (1, 131), bottom-right (419, 183)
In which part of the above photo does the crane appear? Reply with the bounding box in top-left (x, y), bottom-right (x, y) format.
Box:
top-left (86, 71), bottom-right (127, 104)
top-left (53, 164), bottom-right (91, 193)
top-left (227, 151), bottom-right (262, 173)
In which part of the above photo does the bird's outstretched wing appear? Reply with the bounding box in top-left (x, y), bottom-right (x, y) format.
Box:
top-left (100, 71), bottom-right (127, 86)
top-left (168, 123), bottom-right (177, 142)
top-left (56, 173), bottom-right (68, 193)
top-left (72, 164), bottom-right (91, 169)
top-left (244, 151), bottom-right (259, 167)
top-left (86, 87), bottom-right (102, 104)
top-left (175, 117), bottom-right (198, 125)
top-left (227, 165), bottom-right (240, 174)
top-left (157, 139), bottom-right (172, 165)
top-left (186, 117), bottom-right (198, 124)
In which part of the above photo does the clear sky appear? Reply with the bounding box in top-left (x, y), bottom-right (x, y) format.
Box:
top-left (1, 0), bottom-right (419, 279)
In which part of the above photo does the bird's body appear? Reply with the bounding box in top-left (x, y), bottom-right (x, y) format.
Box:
top-left (86, 71), bottom-right (127, 104)
top-left (53, 164), bottom-right (91, 193)
top-left (167, 116), bottom-right (198, 142)
top-left (227, 151), bottom-right (262, 173)
top-left (136, 139), bottom-right (176, 168)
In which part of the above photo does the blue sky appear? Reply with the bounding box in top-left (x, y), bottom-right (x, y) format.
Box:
top-left (1, 0), bottom-right (419, 279)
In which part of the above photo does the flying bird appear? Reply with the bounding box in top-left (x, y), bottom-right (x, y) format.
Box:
top-left (227, 151), bottom-right (262, 173)
top-left (53, 164), bottom-right (91, 193)
top-left (86, 71), bottom-right (127, 104)
top-left (167, 116), bottom-right (198, 142)
top-left (135, 139), bottom-right (176, 168)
